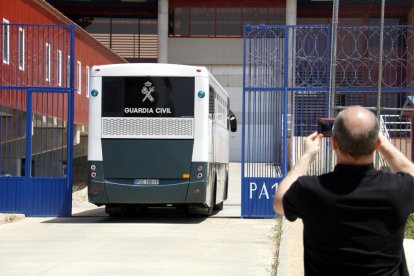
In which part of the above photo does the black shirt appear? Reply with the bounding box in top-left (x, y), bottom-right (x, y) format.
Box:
top-left (283, 164), bottom-right (414, 276)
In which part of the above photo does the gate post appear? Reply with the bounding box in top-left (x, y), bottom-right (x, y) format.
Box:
top-left (23, 90), bottom-right (33, 212)
top-left (66, 24), bottom-right (76, 214)
top-left (283, 25), bottom-right (289, 178)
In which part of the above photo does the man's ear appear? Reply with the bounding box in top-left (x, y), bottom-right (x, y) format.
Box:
top-left (332, 136), bottom-right (338, 150)
top-left (375, 136), bottom-right (382, 149)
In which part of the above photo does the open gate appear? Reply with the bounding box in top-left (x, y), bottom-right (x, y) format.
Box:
top-left (242, 25), bottom-right (288, 218)
top-left (0, 23), bottom-right (75, 216)
top-left (242, 24), bottom-right (414, 218)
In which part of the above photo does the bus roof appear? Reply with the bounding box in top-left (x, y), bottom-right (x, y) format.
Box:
top-left (91, 63), bottom-right (210, 78)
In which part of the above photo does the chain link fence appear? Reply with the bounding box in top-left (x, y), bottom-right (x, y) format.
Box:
top-left (292, 0), bottom-right (414, 175)
top-left (337, 0), bottom-right (413, 25)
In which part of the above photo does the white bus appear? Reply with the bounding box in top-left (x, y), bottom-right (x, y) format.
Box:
top-left (87, 63), bottom-right (237, 216)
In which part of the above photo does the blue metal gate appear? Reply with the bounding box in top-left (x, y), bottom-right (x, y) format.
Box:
top-left (0, 23), bottom-right (75, 216)
top-left (242, 25), bottom-right (288, 218)
top-left (242, 24), bottom-right (414, 218)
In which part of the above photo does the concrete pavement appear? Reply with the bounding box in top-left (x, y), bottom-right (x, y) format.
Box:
top-left (277, 218), bottom-right (414, 275)
top-left (2, 161), bottom-right (413, 276)
top-left (0, 163), bottom-right (278, 276)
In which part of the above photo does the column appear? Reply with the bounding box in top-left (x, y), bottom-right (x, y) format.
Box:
top-left (286, 0), bottom-right (297, 25)
top-left (286, 0), bottom-right (297, 87)
top-left (158, 0), bottom-right (168, 63)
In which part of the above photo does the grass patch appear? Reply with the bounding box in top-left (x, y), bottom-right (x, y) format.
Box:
top-left (405, 213), bottom-right (414, 239)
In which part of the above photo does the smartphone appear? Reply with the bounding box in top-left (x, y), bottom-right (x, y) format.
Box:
top-left (318, 118), bottom-right (335, 137)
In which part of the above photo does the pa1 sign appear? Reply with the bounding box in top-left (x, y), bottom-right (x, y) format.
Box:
top-left (241, 178), bottom-right (281, 218)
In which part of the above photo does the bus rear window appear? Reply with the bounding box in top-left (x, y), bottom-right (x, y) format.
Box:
top-left (102, 77), bottom-right (195, 117)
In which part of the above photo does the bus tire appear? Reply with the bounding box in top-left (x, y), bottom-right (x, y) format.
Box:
top-left (213, 201), bottom-right (224, 211)
top-left (209, 173), bottom-right (218, 213)
top-left (106, 205), bottom-right (126, 217)
top-left (213, 175), bottom-right (223, 211)
top-left (224, 170), bottom-right (229, 200)
top-left (186, 204), bottom-right (212, 217)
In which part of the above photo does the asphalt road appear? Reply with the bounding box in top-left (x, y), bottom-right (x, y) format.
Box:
top-left (0, 163), bottom-right (277, 276)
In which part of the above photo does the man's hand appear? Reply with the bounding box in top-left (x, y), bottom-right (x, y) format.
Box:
top-left (304, 131), bottom-right (323, 160)
top-left (273, 132), bottom-right (323, 215)
top-left (378, 133), bottom-right (414, 176)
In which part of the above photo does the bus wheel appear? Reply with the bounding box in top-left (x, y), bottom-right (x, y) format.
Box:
top-left (213, 177), bottom-right (223, 211)
top-left (213, 201), bottom-right (223, 211)
top-left (224, 170), bottom-right (229, 200)
top-left (106, 205), bottom-right (126, 217)
top-left (186, 204), bottom-right (213, 217)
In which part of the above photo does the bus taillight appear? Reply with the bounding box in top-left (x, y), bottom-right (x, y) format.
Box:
top-left (91, 172), bottom-right (97, 178)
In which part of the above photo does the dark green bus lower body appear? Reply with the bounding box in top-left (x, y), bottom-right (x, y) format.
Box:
top-left (88, 139), bottom-right (228, 216)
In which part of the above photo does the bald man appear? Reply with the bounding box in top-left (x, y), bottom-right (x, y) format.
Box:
top-left (274, 106), bottom-right (414, 276)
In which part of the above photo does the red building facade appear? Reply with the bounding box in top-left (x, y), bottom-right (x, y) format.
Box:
top-left (0, 0), bottom-right (126, 126)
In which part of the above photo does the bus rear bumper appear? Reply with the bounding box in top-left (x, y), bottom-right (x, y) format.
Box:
top-left (88, 179), bottom-right (207, 205)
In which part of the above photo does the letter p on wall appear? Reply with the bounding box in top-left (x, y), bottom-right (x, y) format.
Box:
top-left (249, 182), bottom-right (257, 199)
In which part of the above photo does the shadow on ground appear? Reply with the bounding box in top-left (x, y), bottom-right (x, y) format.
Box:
top-left (43, 206), bottom-right (213, 224)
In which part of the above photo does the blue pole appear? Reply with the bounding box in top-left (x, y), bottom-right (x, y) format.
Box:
top-left (23, 89), bottom-right (33, 214)
top-left (282, 25), bottom-right (289, 177)
top-left (242, 25), bottom-right (247, 183)
top-left (25, 91), bottom-right (33, 179)
top-left (66, 24), bottom-right (75, 216)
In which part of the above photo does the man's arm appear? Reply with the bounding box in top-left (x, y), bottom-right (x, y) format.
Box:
top-left (378, 133), bottom-right (414, 177)
top-left (273, 132), bottom-right (322, 216)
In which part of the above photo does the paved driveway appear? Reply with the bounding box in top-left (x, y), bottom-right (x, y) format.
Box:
top-left (0, 163), bottom-right (277, 276)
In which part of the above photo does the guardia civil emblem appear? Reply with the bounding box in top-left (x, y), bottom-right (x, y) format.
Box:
top-left (141, 81), bottom-right (155, 102)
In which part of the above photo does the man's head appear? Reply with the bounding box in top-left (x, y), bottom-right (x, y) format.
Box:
top-left (332, 106), bottom-right (380, 159)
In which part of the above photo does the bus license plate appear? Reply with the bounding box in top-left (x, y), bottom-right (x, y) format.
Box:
top-left (134, 179), bottom-right (159, 185)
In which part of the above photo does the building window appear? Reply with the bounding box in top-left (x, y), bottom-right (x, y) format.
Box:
top-left (170, 7), bottom-right (285, 38)
top-left (190, 8), bottom-right (215, 37)
top-left (269, 8), bottom-right (286, 25)
top-left (18, 27), bottom-right (25, 70)
top-left (216, 8), bottom-right (241, 37)
top-left (67, 55), bottom-right (71, 87)
top-left (172, 8), bottom-right (190, 36)
top-left (77, 61), bottom-right (81, 94)
top-left (243, 8), bottom-right (268, 25)
top-left (2, 18), bottom-right (10, 64)
top-left (86, 66), bottom-right (90, 98)
top-left (45, 43), bottom-right (51, 82)
top-left (57, 50), bottom-right (62, 87)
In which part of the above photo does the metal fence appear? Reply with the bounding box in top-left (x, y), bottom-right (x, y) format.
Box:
top-left (242, 24), bottom-right (414, 218)
top-left (242, 25), bottom-right (287, 217)
top-left (337, 0), bottom-right (412, 26)
top-left (0, 23), bottom-right (75, 216)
